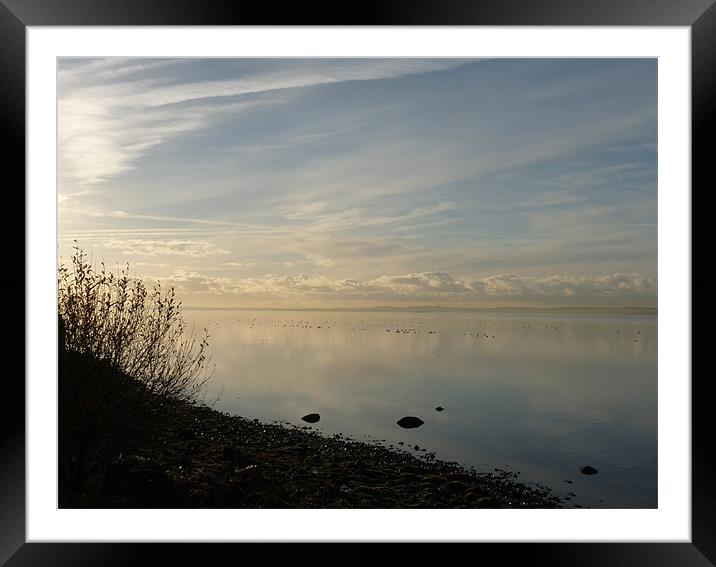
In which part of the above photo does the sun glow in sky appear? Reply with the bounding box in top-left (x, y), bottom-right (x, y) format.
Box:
top-left (58, 57), bottom-right (657, 308)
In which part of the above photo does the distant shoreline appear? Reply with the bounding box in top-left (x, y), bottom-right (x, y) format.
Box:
top-left (183, 305), bottom-right (657, 315)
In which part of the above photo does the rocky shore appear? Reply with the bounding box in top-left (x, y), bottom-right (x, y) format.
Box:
top-left (94, 399), bottom-right (565, 509)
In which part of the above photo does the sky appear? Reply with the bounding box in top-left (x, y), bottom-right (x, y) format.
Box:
top-left (58, 58), bottom-right (657, 308)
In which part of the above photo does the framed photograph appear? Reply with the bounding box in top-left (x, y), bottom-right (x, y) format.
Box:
top-left (4, 0), bottom-right (710, 564)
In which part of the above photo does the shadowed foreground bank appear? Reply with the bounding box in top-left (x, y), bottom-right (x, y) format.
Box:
top-left (60, 360), bottom-right (564, 509)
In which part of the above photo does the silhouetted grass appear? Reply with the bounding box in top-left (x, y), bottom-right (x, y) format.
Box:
top-left (58, 243), bottom-right (213, 506)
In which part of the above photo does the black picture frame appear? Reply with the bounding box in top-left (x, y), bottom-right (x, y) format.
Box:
top-left (2, 1), bottom-right (712, 564)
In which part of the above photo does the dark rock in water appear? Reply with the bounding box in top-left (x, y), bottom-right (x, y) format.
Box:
top-left (580, 465), bottom-right (598, 475)
top-left (435, 406), bottom-right (444, 412)
top-left (301, 413), bottom-right (320, 423)
top-left (397, 416), bottom-right (424, 428)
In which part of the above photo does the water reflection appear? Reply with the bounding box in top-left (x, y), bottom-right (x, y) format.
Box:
top-left (186, 309), bottom-right (657, 508)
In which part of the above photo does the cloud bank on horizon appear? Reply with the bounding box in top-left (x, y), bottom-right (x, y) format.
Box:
top-left (58, 58), bottom-right (657, 308)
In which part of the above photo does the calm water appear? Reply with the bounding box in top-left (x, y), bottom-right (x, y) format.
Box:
top-left (186, 309), bottom-right (657, 508)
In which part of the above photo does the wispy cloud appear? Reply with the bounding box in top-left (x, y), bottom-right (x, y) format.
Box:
top-left (58, 58), bottom-right (469, 198)
top-left (105, 239), bottom-right (229, 257)
top-left (59, 96), bottom-right (268, 197)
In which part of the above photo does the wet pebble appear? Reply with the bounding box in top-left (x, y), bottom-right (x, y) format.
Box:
top-left (397, 416), bottom-right (424, 429)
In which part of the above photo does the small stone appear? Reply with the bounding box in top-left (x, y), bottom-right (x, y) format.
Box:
top-left (397, 416), bottom-right (424, 428)
top-left (301, 413), bottom-right (320, 423)
top-left (580, 465), bottom-right (599, 475)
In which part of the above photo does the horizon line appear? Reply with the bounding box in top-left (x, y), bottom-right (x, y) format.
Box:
top-left (182, 304), bottom-right (658, 314)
